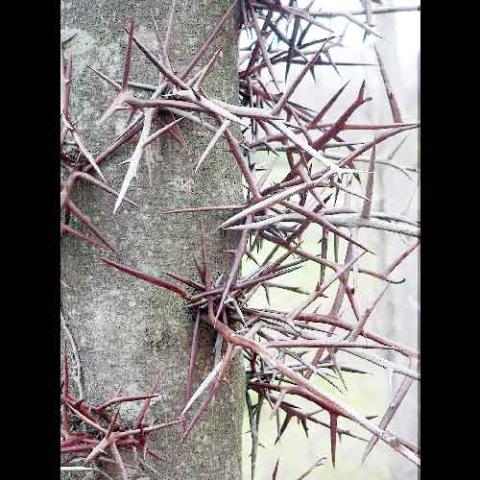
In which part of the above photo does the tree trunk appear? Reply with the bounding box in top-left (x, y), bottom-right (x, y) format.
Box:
top-left (61, 1), bottom-right (245, 479)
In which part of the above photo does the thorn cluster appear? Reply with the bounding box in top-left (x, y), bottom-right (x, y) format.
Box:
top-left (61, 356), bottom-right (181, 478)
top-left (61, 0), bottom-right (421, 476)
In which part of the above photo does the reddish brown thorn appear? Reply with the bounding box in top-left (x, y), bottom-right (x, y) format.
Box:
top-left (61, 223), bottom-right (108, 251)
top-left (360, 139), bottom-right (376, 219)
top-left (100, 257), bottom-right (190, 299)
top-left (271, 459), bottom-right (280, 480)
top-left (217, 116), bottom-right (262, 199)
top-left (358, 268), bottom-right (405, 284)
top-left (124, 104), bottom-right (140, 130)
top-left (199, 220), bottom-right (212, 290)
top-left (180, 0), bottom-right (239, 80)
top-left (362, 374), bottom-right (414, 464)
top-left (94, 394), bottom-right (159, 412)
top-left (142, 117), bottom-right (185, 148)
top-left (383, 240), bottom-right (420, 277)
top-left (62, 171), bottom-right (138, 209)
top-left (155, 114), bottom-right (190, 152)
top-left (183, 311), bottom-right (201, 432)
top-left (302, 81), bottom-right (371, 160)
top-left (285, 17), bottom-right (301, 81)
top-left (130, 32), bottom-right (189, 90)
top-left (281, 200), bottom-right (373, 253)
top-left (121, 20), bottom-right (135, 91)
top-left (88, 66), bottom-right (122, 92)
top-left (330, 413), bottom-right (339, 467)
top-left (159, 204), bottom-right (244, 215)
top-left (65, 403), bottom-right (108, 435)
top-left (274, 413), bottom-right (293, 444)
top-left (106, 406), bottom-right (121, 437)
top-left (374, 44), bottom-right (403, 123)
top-left (133, 374), bottom-right (162, 429)
top-left (247, 0), bottom-right (281, 92)
top-left (93, 26), bottom-right (143, 127)
top-left (300, 417), bottom-right (309, 438)
top-left (145, 447), bottom-right (165, 461)
top-left (215, 215), bottom-right (252, 319)
top-left (244, 8), bottom-right (273, 80)
top-left (164, 271), bottom-right (203, 290)
top-left (319, 227), bottom-right (329, 286)
top-left (272, 44), bottom-right (327, 116)
top-left (270, 125), bottom-right (416, 194)
top-left (82, 121), bottom-right (143, 174)
top-left (194, 48), bottom-right (224, 89)
top-left (66, 200), bottom-right (116, 252)
top-left (307, 81), bottom-right (350, 129)
top-left (190, 263), bottom-right (304, 303)
top-left (181, 344), bottom-right (235, 441)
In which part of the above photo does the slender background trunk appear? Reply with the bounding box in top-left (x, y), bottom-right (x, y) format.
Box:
top-left (61, 1), bottom-right (245, 479)
top-left (374, 27), bottom-right (420, 480)
top-left (364, 4), bottom-right (419, 479)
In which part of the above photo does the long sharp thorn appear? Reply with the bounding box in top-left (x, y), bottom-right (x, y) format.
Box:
top-left (271, 459), bottom-right (280, 480)
top-left (362, 374), bottom-right (415, 464)
top-left (215, 216), bottom-right (251, 319)
top-left (100, 257), bottom-right (190, 299)
top-left (88, 66), bottom-right (121, 92)
top-left (113, 108), bottom-right (154, 213)
top-left (182, 344), bottom-right (235, 440)
top-left (374, 44), bottom-right (403, 123)
top-left (360, 138), bottom-right (376, 219)
top-left (61, 223), bottom-right (108, 251)
top-left (272, 45), bottom-right (326, 115)
top-left (66, 201), bottom-right (116, 252)
top-left (195, 120), bottom-right (231, 175)
top-left (307, 81), bottom-right (351, 129)
top-left (180, 0), bottom-right (239, 80)
top-left (133, 373), bottom-right (162, 429)
top-left (110, 441), bottom-right (129, 480)
top-left (142, 117), bottom-right (184, 148)
top-left (184, 311), bottom-right (201, 431)
top-left (274, 413), bottom-right (293, 445)
top-left (71, 131), bottom-right (107, 182)
top-left (121, 20), bottom-right (135, 91)
top-left (69, 172), bottom-right (138, 208)
top-left (285, 17), bottom-right (301, 81)
top-left (247, 0), bottom-right (281, 92)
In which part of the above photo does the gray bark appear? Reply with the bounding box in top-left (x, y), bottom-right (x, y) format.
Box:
top-left (61, 1), bottom-right (244, 479)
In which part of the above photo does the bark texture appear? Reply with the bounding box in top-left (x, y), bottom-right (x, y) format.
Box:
top-left (61, 1), bottom-right (244, 479)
